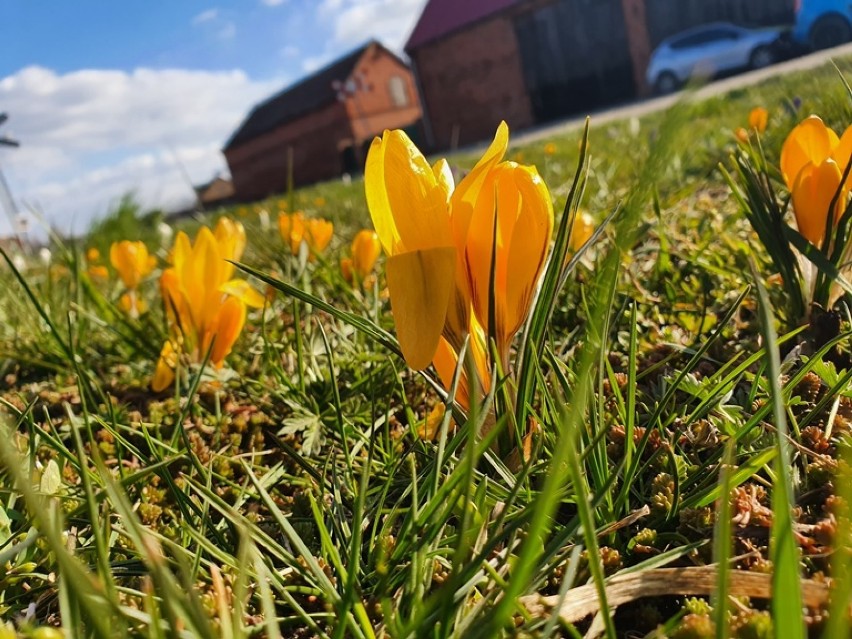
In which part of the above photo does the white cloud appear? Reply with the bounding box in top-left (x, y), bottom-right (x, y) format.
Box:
top-left (192, 8), bottom-right (219, 25)
top-left (0, 65), bottom-right (282, 236)
top-left (319, 0), bottom-right (427, 52)
top-left (218, 22), bottom-right (237, 40)
top-left (260, 0), bottom-right (287, 6)
top-left (301, 54), bottom-right (331, 73)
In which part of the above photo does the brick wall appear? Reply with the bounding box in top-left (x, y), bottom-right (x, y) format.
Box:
top-left (344, 45), bottom-right (422, 144)
top-left (410, 15), bottom-right (534, 151)
top-left (224, 101), bottom-right (351, 202)
top-left (225, 44), bottom-right (424, 201)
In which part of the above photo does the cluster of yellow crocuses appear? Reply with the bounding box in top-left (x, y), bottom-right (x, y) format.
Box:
top-left (278, 212), bottom-right (334, 257)
top-left (781, 115), bottom-right (852, 248)
top-left (365, 121), bottom-right (553, 409)
top-left (152, 218), bottom-right (264, 392)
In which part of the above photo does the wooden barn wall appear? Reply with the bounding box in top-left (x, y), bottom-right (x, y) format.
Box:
top-left (513, 0), bottom-right (635, 122)
top-left (645, 0), bottom-right (796, 46)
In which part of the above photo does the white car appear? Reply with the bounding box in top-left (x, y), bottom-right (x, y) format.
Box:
top-left (646, 22), bottom-right (784, 94)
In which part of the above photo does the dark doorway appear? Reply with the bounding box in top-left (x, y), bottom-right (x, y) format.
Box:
top-left (513, 0), bottom-right (635, 123)
top-left (341, 145), bottom-right (358, 174)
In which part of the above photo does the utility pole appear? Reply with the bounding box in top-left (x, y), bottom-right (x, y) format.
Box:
top-left (0, 113), bottom-right (23, 245)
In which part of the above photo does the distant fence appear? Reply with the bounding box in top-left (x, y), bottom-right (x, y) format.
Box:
top-left (646, 0), bottom-right (796, 46)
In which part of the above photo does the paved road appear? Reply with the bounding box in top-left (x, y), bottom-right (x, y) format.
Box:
top-left (506, 41), bottom-right (852, 148)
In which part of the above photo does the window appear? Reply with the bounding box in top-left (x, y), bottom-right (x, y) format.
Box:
top-left (388, 76), bottom-right (408, 107)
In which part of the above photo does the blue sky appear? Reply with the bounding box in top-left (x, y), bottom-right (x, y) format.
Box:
top-left (0, 0), bottom-right (426, 236)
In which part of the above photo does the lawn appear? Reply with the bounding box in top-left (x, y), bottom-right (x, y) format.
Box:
top-left (2, 56), bottom-right (852, 638)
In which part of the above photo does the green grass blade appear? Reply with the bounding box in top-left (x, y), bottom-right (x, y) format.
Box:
top-left (751, 259), bottom-right (805, 639)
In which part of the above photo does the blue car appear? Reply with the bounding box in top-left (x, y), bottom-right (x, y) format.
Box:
top-left (792, 0), bottom-right (852, 49)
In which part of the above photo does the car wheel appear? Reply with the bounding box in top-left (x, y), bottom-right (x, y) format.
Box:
top-left (809, 14), bottom-right (852, 50)
top-left (654, 71), bottom-right (679, 95)
top-left (749, 45), bottom-right (774, 69)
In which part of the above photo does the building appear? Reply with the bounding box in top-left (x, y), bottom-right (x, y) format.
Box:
top-left (224, 40), bottom-right (421, 201)
top-left (196, 176), bottom-right (235, 209)
top-left (406, 0), bottom-right (793, 150)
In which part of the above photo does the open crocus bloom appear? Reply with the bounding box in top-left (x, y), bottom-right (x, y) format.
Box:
top-left (781, 115), bottom-right (852, 247)
top-left (366, 121), bottom-right (553, 408)
top-left (152, 218), bottom-right (264, 392)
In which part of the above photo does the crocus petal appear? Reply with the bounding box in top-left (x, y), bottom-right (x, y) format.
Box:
top-left (832, 125), bottom-right (852, 180)
top-left (365, 135), bottom-right (401, 255)
top-left (385, 247), bottom-right (456, 370)
top-left (432, 158), bottom-right (455, 201)
top-left (792, 158), bottom-right (845, 246)
top-left (210, 296), bottom-right (246, 367)
top-left (432, 319), bottom-right (491, 411)
top-left (432, 337), bottom-right (470, 410)
top-left (215, 217), bottom-right (246, 279)
top-left (365, 129), bottom-right (452, 254)
top-left (502, 166), bottom-right (553, 351)
top-left (152, 341), bottom-right (176, 392)
top-left (172, 231), bottom-right (192, 279)
top-left (450, 121), bottom-right (509, 247)
top-left (781, 115), bottom-right (840, 190)
top-left (220, 279), bottom-right (266, 308)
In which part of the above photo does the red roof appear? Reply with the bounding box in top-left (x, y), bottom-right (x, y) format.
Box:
top-left (405, 0), bottom-right (520, 51)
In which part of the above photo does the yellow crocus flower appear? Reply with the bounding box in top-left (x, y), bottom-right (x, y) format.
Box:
top-left (781, 115), bottom-right (852, 246)
top-left (350, 230), bottom-right (381, 280)
top-left (570, 211), bottom-right (595, 252)
top-left (365, 128), bottom-right (458, 370)
top-left (87, 264), bottom-right (109, 280)
top-left (462, 156), bottom-right (554, 366)
top-left (152, 219), bottom-right (263, 391)
top-left (278, 213), bottom-right (332, 257)
top-left (305, 218), bottom-right (333, 255)
top-left (110, 240), bottom-right (155, 290)
top-left (748, 107), bottom-right (768, 134)
top-left (365, 121), bottom-right (552, 378)
top-left (278, 212), bottom-right (306, 254)
top-left (780, 115), bottom-right (849, 190)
